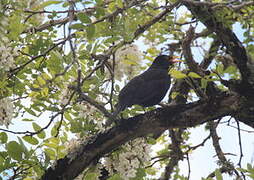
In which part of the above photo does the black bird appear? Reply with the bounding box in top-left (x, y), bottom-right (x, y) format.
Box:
top-left (112, 55), bottom-right (180, 118)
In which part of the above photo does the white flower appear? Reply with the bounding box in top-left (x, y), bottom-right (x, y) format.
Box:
top-left (2, 37), bottom-right (9, 43)
top-left (130, 158), bottom-right (139, 169)
top-left (77, 102), bottom-right (104, 131)
top-left (59, 86), bottom-right (70, 106)
top-left (0, 97), bottom-right (14, 127)
top-left (104, 157), bottom-right (114, 175)
top-left (66, 137), bottom-right (83, 161)
top-left (0, 18), bottom-right (8, 26)
top-left (0, 40), bottom-right (19, 71)
top-left (103, 138), bottom-right (152, 179)
top-left (13, 47), bottom-right (20, 56)
top-left (112, 44), bottom-right (143, 81)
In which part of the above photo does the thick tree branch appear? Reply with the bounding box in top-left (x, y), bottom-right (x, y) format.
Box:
top-left (182, 25), bottom-right (205, 76)
top-left (162, 129), bottom-right (184, 180)
top-left (41, 92), bottom-right (244, 179)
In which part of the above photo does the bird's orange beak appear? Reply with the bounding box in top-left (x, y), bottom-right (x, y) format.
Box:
top-left (170, 56), bottom-right (183, 63)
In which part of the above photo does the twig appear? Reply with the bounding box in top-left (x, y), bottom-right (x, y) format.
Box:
top-left (9, 36), bottom-right (72, 78)
top-left (23, 1), bottom-right (114, 33)
top-left (0, 111), bottom-right (61, 135)
top-left (134, 1), bottom-right (180, 39)
top-left (186, 134), bottom-right (211, 153)
top-left (186, 153), bottom-right (191, 180)
top-left (236, 119), bottom-right (246, 180)
top-left (55, 112), bottom-right (64, 137)
top-left (225, 122), bottom-right (254, 133)
top-left (78, 92), bottom-right (113, 119)
top-left (0, 91), bottom-right (75, 136)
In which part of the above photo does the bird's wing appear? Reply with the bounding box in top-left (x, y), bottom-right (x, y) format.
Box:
top-left (119, 69), bottom-right (170, 107)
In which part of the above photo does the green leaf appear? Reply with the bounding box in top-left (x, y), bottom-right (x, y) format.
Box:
top-left (84, 172), bottom-right (98, 180)
top-left (8, 15), bottom-right (25, 40)
top-left (108, 174), bottom-right (121, 180)
top-left (188, 72), bottom-right (202, 78)
top-left (22, 118), bottom-right (34, 122)
top-left (48, 50), bottom-right (64, 73)
top-left (201, 78), bottom-right (208, 89)
top-left (41, 87), bottom-right (49, 97)
top-left (0, 132), bottom-right (8, 144)
top-left (171, 92), bottom-right (179, 99)
top-left (216, 64), bottom-right (224, 74)
top-left (37, 76), bottom-right (46, 86)
top-left (116, 0), bottom-right (123, 8)
top-left (64, 112), bottom-right (72, 121)
top-left (95, 7), bottom-right (105, 18)
top-left (146, 167), bottom-right (156, 175)
top-left (132, 168), bottom-right (146, 179)
top-left (147, 137), bottom-right (156, 145)
top-left (224, 65), bottom-right (237, 74)
top-left (32, 122), bottom-right (41, 131)
top-left (95, 0), bottom-right (103, 5)
top-left (70, 23), bottom-right (85, 29)
top-left (147, 48), bottom-right (159, 55)
top-left (6, 141), bottom-right (23, 161)
top-left (215, 169), bottom-right (223, 180)
top-left (32, 122), bottom-right (46, 139)
top-left (247, 163), bottom-right (253, 170)
top-left (62, 1), bottom-right (69, 7)
top-left (44, 148), bottom-right (56, 159)
top-left (24, 108), bottom-right (37, 116)
top-left (44, 142), bottom-right (59, 149)
top-left (77, 13), bottom-right (91, 24)
top-left (17, 137), bottom-right (29, 158)
top-left (23, 136), bottom-right (39, 145)
top-left (39, 0), bottom-right (62, 9)
top-left (237, 167), bottom-right (248, 173)
top-left (169, 69), bottom-right (187, 79)
top-left (51, 125), bottom-right (58, 137)
top-left (86, 25), bottom-right (95, 39)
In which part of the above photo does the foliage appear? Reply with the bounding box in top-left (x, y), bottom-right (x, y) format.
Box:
top-left (0, 0), bottom-right (254, 179)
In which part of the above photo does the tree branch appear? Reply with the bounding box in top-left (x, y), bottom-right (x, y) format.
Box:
top-left (162, 129), bottom-right (184, 180)
top-left (41, 92), bottom-right (243, 179)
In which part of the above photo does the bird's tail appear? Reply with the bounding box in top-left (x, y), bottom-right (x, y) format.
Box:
top-left (106, 103), bottom-right (125, 126)
top-left (112, 103), bottom-right (124, 118)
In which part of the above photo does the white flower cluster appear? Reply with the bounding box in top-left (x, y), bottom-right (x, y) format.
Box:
top-left (0, 16), bottom-right (8, 34)
top-left (0, 97), bottom-right (14, 127)
top-left (59, 84), bottom-right (72, 106)
top-left (0, 38), bottom-right (19, 71)
top-left (113, 44), bottom-right (142, 80)
top-left (78, 102), bottom-right (104, 131)
top-left (104, 138), bottom-right (152, 180)
top-left (65, 137), bottom-right (83, 161)
top-left (0, 15), bottom-right (19, 71)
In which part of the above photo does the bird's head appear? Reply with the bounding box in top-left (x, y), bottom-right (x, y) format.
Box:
top-left (150, 55), bottom-right (181, 70)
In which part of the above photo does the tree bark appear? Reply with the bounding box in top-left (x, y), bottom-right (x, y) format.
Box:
top-left (42, 93), bottom-right (247, 179)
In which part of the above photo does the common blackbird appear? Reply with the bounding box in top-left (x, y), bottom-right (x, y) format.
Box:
top-left (112, 55), bottom-right (180, 118)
